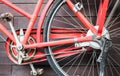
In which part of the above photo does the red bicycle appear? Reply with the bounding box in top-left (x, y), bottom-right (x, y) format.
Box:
top-left (0, 0), bottom-right (119, 76)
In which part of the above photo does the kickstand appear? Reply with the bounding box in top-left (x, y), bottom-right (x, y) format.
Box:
top-left (97, 38), bottom-right (111, 76)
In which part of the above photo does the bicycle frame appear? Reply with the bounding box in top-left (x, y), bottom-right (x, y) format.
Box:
top-left (0, 0), bottom-right (53, 44)
top-left (0, 0), bottom-right (109, 49)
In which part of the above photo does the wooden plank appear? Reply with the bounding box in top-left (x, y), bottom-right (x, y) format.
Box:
top-left (55, 4), bottom-right (97, 17)
top-left (0, 43), bottom-right (15, 65)
top-left (0, 43), bottom-right (5, 51)
top-left (0, 29), bottom-right (11, 42)
top-left (0, 75), bottom-right (11, 76)
top-left (9, 0), bottom-right (47, 4)
top-left (0, 4), bottom-right (98, 17)
top-left (12, 65), bottom-right (56, 76)
top-left (0, 1), bottom-right (119, 17)
top-left (0, 0), bottom-right (119, 76)
top-left (105, 66), bottom-right (120, 76)
top-left (0, 33), bottom-right (7, 42)
top-left (0, 53), bottom-right (14, 65)
top-left (12, 65), bottom-right (31, 76)
top-left (0, 65), bottom-right (11, 75)
top-left (0, 63), bottom-right (119, 76)
top-left (13, 16), bottom-right (96, 30)
top-left (13, 16), bottom-right (40, 29)
top-left (0, 4), bottom-right (45, 17)
top-left (0, 4), bottom-right (35, 16)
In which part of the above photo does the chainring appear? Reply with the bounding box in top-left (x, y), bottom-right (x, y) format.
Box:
top-left (9, 35), bottom-right (36, 62)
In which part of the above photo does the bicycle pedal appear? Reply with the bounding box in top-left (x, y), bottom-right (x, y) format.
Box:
top-left (36, 68), bottom-right (44, 75)
top-left (30, 68), bottom-right (44, 76)
top-left (0, 12), bottom-right (13, 22)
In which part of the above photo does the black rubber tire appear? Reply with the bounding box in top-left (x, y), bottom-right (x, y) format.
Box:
top-left (43, 0), bottom-right (68, 76)
top-left (43, 0), bottom-right (120, 76)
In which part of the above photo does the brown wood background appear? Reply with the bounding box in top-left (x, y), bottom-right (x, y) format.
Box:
top-left (0, 0), bottom-right (120, 76)
top-left (0, 0), bottom-right (57, 76)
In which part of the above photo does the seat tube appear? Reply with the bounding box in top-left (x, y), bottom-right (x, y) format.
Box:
top-left (22, 0), bottom-right (43, 44)
top-left (66, 0), bottom-right (98, 35)
top-left (96, 0), bottom-right (109, 35)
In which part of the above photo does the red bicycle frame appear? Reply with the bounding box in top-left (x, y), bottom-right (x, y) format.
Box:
top-left (0, 0), bottom-right (109, 49)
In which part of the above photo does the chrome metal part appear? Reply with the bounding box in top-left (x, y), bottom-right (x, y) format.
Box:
top-left (30, 64), bottom-right (44, 76)
top-left (30, 64), bottom-right (37, 76)
top-left (8, 21), bottom-right (23, 50)
top-left (87, 26), bottom-right (110, 40)
top-left (10, 35), bottom-right (36, 63)
top-left (75, 41), bottom-right (101, 49)
top-left (18, 51), bottom-right (25, 64)
top-left (0, 12), bottom-right (13, 22)
top-left (9, 29), bottom-right (36, 64)
top-left (73, 2), bottom-right (83, 12)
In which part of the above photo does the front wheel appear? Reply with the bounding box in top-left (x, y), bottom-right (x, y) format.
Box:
top-left (43, 0), bottom-right (120, 76)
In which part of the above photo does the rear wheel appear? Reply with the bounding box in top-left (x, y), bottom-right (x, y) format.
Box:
top-left (43, 0), bottom-right (120, 76)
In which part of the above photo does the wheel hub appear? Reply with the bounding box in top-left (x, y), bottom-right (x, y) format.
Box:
top-left (86, 26), bottom-right (111, 49)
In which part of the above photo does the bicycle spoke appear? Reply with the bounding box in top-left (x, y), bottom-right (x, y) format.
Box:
top-left (81, 52), bottom-right (94, 76)
top-left (66, 52), bottom-right (83, 74)
top-left (108, 60), bottom-right (114, 76)
top-left (53, 19), bottom-right (87, 32)
top-left (112, 46), bottom-right (120, 55)
top-left (108, 54), bottom-right (120, 67)
top-left (80, 0), bottom-right (91, 23)
top-left (110, 27), bottom-right (120, 34)
top-left (108, 58), bottom-right (120, 75)
top-left (43, 0), bottom-right (120, 76)
top-left (61, 6), bottom-right (83, 28)
top-left (94, 0), bottom-right (98, 16)
top-left (107, 13), bottom-right (120, 28)
top-left (72, 51), bottom-right (86, 75)
top-left (87, 0), bottom-right (92, 23)
top-left (61, 53), bottom-right (82, 69)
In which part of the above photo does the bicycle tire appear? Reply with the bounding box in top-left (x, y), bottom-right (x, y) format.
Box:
top-left (43, 0), bottom-right (120, 76)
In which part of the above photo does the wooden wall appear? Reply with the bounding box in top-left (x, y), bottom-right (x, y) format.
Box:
top-left (0, 0), bottom-right (120, 76)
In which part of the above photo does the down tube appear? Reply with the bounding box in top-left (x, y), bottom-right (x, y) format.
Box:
top-left (96, 0), bottom-right (109, 35)
top-left (22, 0), bottom-right (43, 44)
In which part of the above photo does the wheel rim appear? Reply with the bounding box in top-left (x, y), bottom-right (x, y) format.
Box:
top-left (44, 0), bottom-right (120, 76)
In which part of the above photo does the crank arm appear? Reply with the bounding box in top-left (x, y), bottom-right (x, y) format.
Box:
top-left (0, 13), bottom-right (20, 45)
top-left (18, 54), bottom-right (23, 64)
top-left (1, 13), bottom-right (24, 64)
top-left (30, 64), bottom-right (37, 76)
top-left (1, 12), bottom-right (23, 50)
top-left (18, 51), bottom-right (25, 64)
top-left (29, 64), bottom-right (44, 76)
top-left (8, 21), bottom-right (21, 44)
